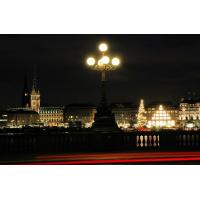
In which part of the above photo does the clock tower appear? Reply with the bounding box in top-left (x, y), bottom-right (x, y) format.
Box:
top-left (30, 72), bottom-right (40, 113)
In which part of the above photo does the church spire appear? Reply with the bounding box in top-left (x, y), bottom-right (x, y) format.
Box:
top-left (32, 67), bottom-right (39, 93)
top-left (22, 72), bottom-right (30, 108)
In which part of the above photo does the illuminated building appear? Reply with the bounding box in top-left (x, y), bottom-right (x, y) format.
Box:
top-left (111, 103), bottom-right (137, 130)
top-left (179, 98), bottom-right (200, 130)
top-left (64, 104), bottom-right (96, 128)
top-left (39, 107), bottom-right (64, 127)
top-left (0, 111), bottom-right (8, 127)
top-left (6, 108), bottom-right (40, 127)
top-left (146, 102), bottom-right (178, 129)
top-left (30, 72), bottom-right (40, 113)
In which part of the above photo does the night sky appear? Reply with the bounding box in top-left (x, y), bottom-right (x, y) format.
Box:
top-left (0, 34), bottom-right (200, 107)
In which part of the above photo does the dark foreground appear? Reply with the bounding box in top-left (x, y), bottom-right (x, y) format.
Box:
top-left (2, 151), bottom-right (200, 164)
top-left (1, 129), bottom-right (200, 164)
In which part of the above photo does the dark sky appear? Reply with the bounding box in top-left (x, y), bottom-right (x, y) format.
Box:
top-left (0, 34), bottom-right (200, 107)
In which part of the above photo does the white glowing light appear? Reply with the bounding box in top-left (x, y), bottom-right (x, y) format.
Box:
top-left (112, 57), bottom-right (120, 66)
top-left (186, 123), bottom-right (194, 128)
top-left (159, 105), bottom-right (163, 111)
top-left (99, 43), bottom-right (108, 52)
top-left (101, 56), bottom-right (110, 65)
top-left (98, 59), bottom-right (103, 66)
top-left (87, 57), bottom-right (95, 66)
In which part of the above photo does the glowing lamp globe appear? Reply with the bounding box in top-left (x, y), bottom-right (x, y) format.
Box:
top-left (99, 43), bottom-right (108, 52)
top-left (112, 57), bottom-right (120, 66)
top-left (98, 59), bottom-right (103, 67)
top-left (87, 57), bottom-right (95, 66)
top-left (101, 56), bottom-right (110, 65)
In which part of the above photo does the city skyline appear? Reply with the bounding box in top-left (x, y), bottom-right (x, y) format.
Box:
top-left (1, 35), bottom-right (200, 164)
top-left (1, 35), bottom-right (200, 107)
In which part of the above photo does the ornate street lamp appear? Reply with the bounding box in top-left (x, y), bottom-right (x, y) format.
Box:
top-left (86, 43), bottom-right (120, 107)
top-left (86, 42), bottom-right (121, 132)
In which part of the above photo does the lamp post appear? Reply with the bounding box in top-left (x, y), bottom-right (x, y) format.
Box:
top-left (86, 42), bottom-right (121, 132)
top-left (86, 43), bottom-right (120, 107)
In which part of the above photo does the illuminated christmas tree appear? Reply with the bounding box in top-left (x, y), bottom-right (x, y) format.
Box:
top-left (136, 99), bottom-right (147, 128)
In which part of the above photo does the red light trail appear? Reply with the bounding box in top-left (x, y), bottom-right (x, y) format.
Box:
top-left (9, 151), bottom-right (200, 165)
top-left (25, 156), bottom-right (200, 165)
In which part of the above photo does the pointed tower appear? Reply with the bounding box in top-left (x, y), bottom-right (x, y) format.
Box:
top-left (30, 70), bottom-right (40, 113)
top-left (22, 73), bottom-right (30, 108)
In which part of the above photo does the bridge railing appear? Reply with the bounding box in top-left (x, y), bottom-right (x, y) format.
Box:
top-left (0, 130), bottom-right (200, 154)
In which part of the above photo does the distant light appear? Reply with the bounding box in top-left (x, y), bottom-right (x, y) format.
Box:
top-left (101, 56), bottom-right (110, 65)
top-left (159, 105), bottom-right (163, 111)
top-left (186, 123), bottom-right (194, 128)
top-left (87, 57), bottom-right (95, 66)
top-left (99, 43), bottom-right (108, 52)
top-left (112, 57), bottom-right (120, 66)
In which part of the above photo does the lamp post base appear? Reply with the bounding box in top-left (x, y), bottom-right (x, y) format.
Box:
top-left (92, 104), bottom-right (122, 133)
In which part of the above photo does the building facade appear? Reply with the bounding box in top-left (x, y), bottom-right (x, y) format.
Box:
top-left (179, 98), bottom-right (200, 130)
top-left (39, 107), bottom-right (64, 127)
top-left (6, 108), bottom-right (40, 127)
top-left (64, 104), bottom-right (96, 128)
top-left (111, 103), bottom-right (138, 129)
